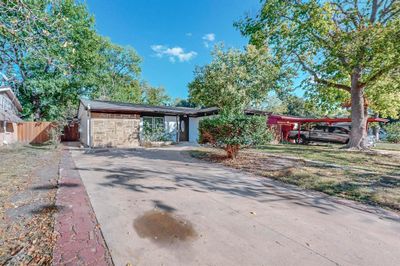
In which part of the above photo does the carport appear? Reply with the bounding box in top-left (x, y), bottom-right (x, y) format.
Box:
top-left (267, 114), bottom-right (388, 142)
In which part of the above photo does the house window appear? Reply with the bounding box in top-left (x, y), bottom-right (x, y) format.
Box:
top-left (0, 121), bottom-right (13, 133)
top-left (6, 122), bottom-right (13, 133)
top-left (154, 117), bottom-right (164, 129)
top-left (143, 116), bottom-right (165, 130)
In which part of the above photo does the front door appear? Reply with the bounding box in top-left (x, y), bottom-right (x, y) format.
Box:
top-left (179, 116), bottom-right (189, 142)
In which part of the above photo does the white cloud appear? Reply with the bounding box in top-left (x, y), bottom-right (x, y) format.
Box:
top-left (202, 33), bottom-right (216, 48)
top-left (202, 33), bottom-right (215, 42)
top-left (186, 32), bottom-right (192, 37)
top-left (151, 45), bottom-right (197, 62)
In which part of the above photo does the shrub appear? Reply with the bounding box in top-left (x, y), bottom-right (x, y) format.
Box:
top-left (199, 115), bottom-right (273, 158)
top-left (141, 124), bottom-right (172, 142)
top-left (384, 122), bottom-right (400, 143)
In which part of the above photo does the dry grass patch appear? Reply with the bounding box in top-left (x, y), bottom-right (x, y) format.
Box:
top-left (190, 145), bottom-right (400, 211)
top-left (0, 144), bottom-right (61, 265)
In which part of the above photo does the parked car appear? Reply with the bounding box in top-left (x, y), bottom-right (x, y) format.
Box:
top-left (336, 122), bottom-right (387, 141)
top-left (289, 125), bottom-right (350, 144)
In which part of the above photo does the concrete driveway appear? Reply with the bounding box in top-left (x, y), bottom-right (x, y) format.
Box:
top-left (71, 147), bottom-right (400, 266)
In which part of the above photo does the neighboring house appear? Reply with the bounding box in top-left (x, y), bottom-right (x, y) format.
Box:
top-left (78, 99), bottom-right (266, 148)
top-left (0, 87), bottom-right (23, 145)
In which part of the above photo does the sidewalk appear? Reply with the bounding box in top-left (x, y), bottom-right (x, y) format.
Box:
top-left (52, 145), bottom-right (113, 265)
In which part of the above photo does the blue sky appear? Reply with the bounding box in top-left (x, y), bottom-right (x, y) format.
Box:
top-left (86, 0), bottom-right (262, 99)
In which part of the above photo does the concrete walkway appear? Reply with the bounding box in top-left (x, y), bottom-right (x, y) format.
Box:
top-left (71, 147), bottom-right (400, 266)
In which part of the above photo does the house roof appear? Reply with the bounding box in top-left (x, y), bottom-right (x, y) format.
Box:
top-left (79, 99), bottom-right (219, 116)
top-left (79, 99), bottom-right (270, 117)
top-left (0, 87), bottom-right (23, 112)
top-left (0, 110), bottom-right (23, 122)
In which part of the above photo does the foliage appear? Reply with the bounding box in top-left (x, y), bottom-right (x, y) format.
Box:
top-left (261, 94), bottom-right (331, 118)
top-left (1, 0), bottom-right (103, 120)
top-left (365, 70), bottom-right (400, 118)
top-left (141, 82), bottom-right (171, 106)
top-left (0, 0), bottom-right (151, 120)
top-left (285, 95), bottom-right (324, 117)
top-left (236, 0), bottom-right (400, 149)
top-left (141, 124), bottom-right (172, 142)
top-left (173, 98), bottom-right (197, 108)
top-left (199, 115), bottom-right (273, 158)
top-left (93, 41), bottom-right (142, 104)
top-left (262, 94), bottom-right (288, 114)
top-left (188, 44), bottom-right (292, 115)
top-left (47, 126), bottom-right (61, 147)
top-left (384, 122), bottom-right (400, 143)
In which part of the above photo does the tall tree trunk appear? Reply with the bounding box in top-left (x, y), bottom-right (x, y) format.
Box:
top-left (347, 69), bottom-right (368, 149)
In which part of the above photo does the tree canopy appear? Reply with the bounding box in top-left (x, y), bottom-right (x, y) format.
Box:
top-left (0, 0), bottom-right (170, 121)
top-left (92, 40), bottom-right (142, 104)
top-left (140, 82), bottom-right (171, 106)
top-left (237, 0), bottom-right (400, 148)
top-left (1, 0), bottom-right (103, 120)
top-left (188, 44), bottom-right (292, 115)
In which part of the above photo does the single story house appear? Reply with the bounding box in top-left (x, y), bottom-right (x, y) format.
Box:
top-left (78, 99), bottom-right (267, 148)
top-left (0, 87), bottom-right (23, 145)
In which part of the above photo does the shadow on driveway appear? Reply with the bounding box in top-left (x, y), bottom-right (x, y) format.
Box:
top-left (75, 149), bottom-right (340, 214)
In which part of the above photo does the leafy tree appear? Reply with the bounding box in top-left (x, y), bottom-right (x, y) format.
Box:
top-left (365, 69), bottom-right (400, 118)
top-left (93, 41), bottom-right (142, 103)
top-left (262, 94), bottom-right (288, 114)
top-left (188, 44), bottom-right (292, 115)
top-left (199, 115), bottom-right (274, 158)
top-left (173, 98), bottom-right (197, 108)
top-left (384, 122), bottom-right (400, 143)
top-left (237, 0), bottom-right (400, 149)
top-left (141, 82), bottom-right (171, 106)
top-left (284, 96), bottom-right (308, 117)
top-left (0, 0), bottom-right (103, 120)
top-left (0, 0), bottom-right (146, 119)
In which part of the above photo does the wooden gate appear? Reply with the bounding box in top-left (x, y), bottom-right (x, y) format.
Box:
top-left (17, 122), bottom-right (56, 144)
top-left (61, 121), bottom-right (80, 141)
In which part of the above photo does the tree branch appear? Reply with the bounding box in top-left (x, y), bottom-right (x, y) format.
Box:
top-left (332, 2), bottom-right (359, 29)
top-left (381, 9), bottom-right (400, 24)
top-left (294, 52), bottom-right (351, 92)
top-left (360, 63), bottom-right (399, 87)
top-left (370, 0), bottom-right (379, 23)
top-left (379, 0), bottom-right (397, 23)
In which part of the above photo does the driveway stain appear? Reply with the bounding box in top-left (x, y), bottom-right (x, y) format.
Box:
top-left (134, 210), bottom-right (197, 245)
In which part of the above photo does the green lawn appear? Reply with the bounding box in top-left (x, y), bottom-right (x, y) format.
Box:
top-left (374, 142), bottom-right (400, 151)
top-left (191, 144), bottom-right (400, 211)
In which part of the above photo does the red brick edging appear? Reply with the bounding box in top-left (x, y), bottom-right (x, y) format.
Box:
top-left (52, 147), bottom-right (113, 265)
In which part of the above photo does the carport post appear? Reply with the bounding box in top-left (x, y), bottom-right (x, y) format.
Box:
top-left (87, 104), bottom-right (91, 148)
top-left (297, 122), bottom-right (301, 143)
top-left (176, 115), bottom-right (179, 143)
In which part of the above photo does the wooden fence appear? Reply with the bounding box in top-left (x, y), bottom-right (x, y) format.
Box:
top-left (17, 122), bottom-right (56, 144)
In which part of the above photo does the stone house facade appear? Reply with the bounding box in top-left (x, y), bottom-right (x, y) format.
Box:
top-left (77, 99), bottom-right (219, 148)
top-left (90, 112), bottom-right (141, 148)
top-left (77, 99), bottom-right (267, 148)
top-left (0, 87), bottom-right (22, 145)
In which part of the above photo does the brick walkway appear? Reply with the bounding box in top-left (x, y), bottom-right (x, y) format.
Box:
top-left (52, 146), bottom-right (113, 265)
